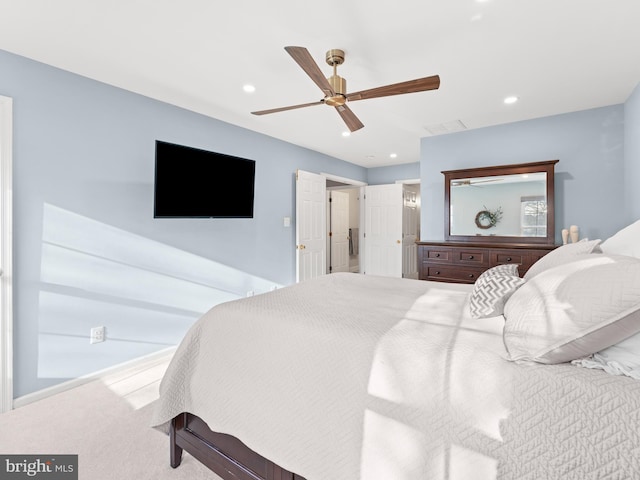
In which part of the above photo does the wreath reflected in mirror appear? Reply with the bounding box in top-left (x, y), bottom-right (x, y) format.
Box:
top-left (475, 206), bottom-right (503, 229)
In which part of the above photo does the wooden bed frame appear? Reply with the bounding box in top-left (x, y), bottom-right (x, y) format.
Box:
top-left (170, 413), bottom-right (307, 480)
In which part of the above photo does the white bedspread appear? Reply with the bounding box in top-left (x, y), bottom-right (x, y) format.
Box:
top-left (151, 272), bottom-right (640, 480)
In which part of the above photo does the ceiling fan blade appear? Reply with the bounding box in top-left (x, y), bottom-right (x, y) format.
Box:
top-left (452, 178), bottom-right (504, 186)
top-left (284, 46), bottom-right (335, 97)
top-left (346, 75), bottom-right (441, 101)
top-left (335, 104), bottom-right (364, 132)
top-left (471, 178), bottom-right (504, 184)
top-left (251, 100), bottom-right (324, 116)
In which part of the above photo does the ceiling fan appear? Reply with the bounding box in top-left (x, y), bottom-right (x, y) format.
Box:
top-left (251, 46), bottom-right (441, 132)
top-left (451, 178), bottom-right (505, 187)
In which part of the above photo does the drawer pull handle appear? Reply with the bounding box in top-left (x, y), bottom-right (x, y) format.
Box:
top-left (435, 271), bottom-right (440, 275)
top-left (435, 253), bottom-right (440, 257)
top-left (468, 274), bottom-right (475, 278)
top-left (468, 255), bottom-right (474, 260)
top-left (506, 257), bottom-right (512, 261)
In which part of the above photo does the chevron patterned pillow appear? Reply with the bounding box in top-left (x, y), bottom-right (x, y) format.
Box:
top-left (470, 264), bottom-right (525, 319)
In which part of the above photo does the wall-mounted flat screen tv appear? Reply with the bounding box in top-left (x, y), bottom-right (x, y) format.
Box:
top-left (154, 140), bottom-right (255, 218)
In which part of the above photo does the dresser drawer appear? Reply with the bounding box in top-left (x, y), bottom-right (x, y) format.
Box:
top-left (422, 247), bottom-right (453, 263)
top-left (424, 265), bottom-right (483, 284)
top-left (490, 250), bottom-right (526, 266)
top-left (453, 248), bottom-right (489, 266)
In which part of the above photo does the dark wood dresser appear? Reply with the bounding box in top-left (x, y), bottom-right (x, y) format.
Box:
top-left (417, 241), bottom-right (558, 284)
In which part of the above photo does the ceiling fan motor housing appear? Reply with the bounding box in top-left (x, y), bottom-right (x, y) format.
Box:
top-left (324, 49), bottom-right (347, 106)
top-left (326, 75), bottom-right (347, 105)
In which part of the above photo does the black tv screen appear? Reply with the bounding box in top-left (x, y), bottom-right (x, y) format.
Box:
top-left (154, 140), bottom-right (255, 218)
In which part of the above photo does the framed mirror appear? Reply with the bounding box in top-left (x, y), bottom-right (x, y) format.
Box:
top-left (443, 160), bottom-right (558, 245)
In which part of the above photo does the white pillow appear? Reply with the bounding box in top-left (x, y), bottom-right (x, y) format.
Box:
top-left (469, 264), bottom-right (525, 319)
top-left (523, 238), bottom-right (602, 280)
top-left (573, 332), bottom-right (640, 380)
top-left (503, 254), bottom-right (640, 364)
top-left (600, 219), bottom-right (640, 258)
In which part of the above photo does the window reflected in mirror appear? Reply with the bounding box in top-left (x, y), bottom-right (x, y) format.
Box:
top-left (520, 195), bottom-right (546, 237)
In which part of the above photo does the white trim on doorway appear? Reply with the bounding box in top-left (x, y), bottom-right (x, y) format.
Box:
top-left (395, 178), bottom-right (421, 184)
top-left (320, 172), bottom-right (367, 187)
top-left (0, 95), bottom-right (13, 413)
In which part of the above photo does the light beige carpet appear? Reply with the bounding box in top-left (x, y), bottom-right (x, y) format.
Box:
top-left (0, 380), bottom-right (222, 479)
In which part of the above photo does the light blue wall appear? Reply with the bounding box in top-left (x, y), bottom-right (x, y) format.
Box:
top-left (420, 105), bottom-right (626, 243)
top-left (1, 49), bottom-right (371, 397)
top-left (624, 83), bottom-right (640, 223)
top-left (367, 162), bottom-right (420, 185)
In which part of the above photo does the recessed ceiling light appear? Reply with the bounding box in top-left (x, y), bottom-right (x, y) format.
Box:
top-left (504, 96), bottom-right (519, 104)
top-left (243, 84), bottom-right (256, 93)
top-left (390, 153), bottom-right (397, 158)
top-left (342, 131), bottom-right (351, 137)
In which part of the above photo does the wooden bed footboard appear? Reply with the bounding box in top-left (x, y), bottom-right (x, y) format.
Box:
top-left (170, 413), bottom-right (306, 480)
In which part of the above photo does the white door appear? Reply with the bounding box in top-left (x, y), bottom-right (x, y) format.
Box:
top-left (363, 184), bottom-right (403, 277)
top-left (0, 96), bottom-right (13, 413)
top-left (296, 170), bottom-right (326, 282)
top-left (402, 185), bottom-right (420, 279)
top-left (328, 190), bottom-right (350, 273)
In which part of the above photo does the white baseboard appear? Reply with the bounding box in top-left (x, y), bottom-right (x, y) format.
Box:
top-left (12, 346), bottom-right (176, 409)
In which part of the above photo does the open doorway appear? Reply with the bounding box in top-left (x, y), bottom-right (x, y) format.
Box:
top-left (322, 173), bottom-right (366, 276)
top-left (327, 184), bottom-right (361, 274)
top-left (324, 176), bottom-right (421, 278)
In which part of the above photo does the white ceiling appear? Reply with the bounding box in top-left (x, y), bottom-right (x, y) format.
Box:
top-left (1, 0), bottom-right (639, 168)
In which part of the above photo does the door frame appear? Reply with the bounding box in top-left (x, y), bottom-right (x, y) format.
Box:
top-left (0, 95), bottom-right (13, 413)
top-left (326, 190), bottom-right (350, 274)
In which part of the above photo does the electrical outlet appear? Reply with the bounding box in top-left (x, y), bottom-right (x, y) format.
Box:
top-left (90, 326), bottom-right (106, 344)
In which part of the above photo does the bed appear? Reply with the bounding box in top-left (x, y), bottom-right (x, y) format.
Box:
top-left (151, 227), bottom-right (640, 480)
